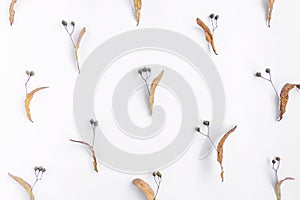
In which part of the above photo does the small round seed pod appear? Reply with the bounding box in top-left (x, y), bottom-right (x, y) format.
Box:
top-left (61, 20), bottom-right (68, 26)
top-left (209, 14), bottom-right (215, 19)
top-left (26, 70), bottom-right (30, 75)
top-left (195, 127), bottom-right (200, 132)
top-left (94, 120), bottom-right (99, 127)
top-left (265, 68), bottom-right (271, 73)
top-left (272, 159), bottom-right (276, 164)
top-left (29, 71), bottom-right (35, 76)
top-left (203, 121), bottom-right (210, 126)
top-left (214, 15), bottom-right (219, 20)
top-left (156, 171), bottom-right (162, 177)
top-left (71, 21), bottom-right (75, 26)
top-left (255, 72), bottom-right (262, 77)
top-left (275, 157), bottom-right (281, 162)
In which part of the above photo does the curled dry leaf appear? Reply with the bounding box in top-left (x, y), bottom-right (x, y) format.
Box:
top-left (75, 27), bottom-right (86, 74)
top-left (196, 18), bottom-right (217, 55)
top-left (8, 173), bottom-right (34, 200)
top-left (278, 83), bottom-right (300, 121)
top-left (149, 70), bottom-right (164, 115)
top-left (217, 125), bottom-right (237, 182)
top-left (267, 0), bottom-right (275, 27)
top-left (9, 0), bottom-right (17, 26)
top-left (69, 139), bottom-right (98, 172)
top-left (276, 177), bottom-right (294, 200)
top-left (132, 178), bottom-right (155, 200)
top-left (25, 87), bottom-right (49, 123)
top-left (134, 0), bottom-right (142, 25)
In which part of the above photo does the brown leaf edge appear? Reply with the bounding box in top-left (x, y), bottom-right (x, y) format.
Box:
top-left (8, 173), bottom-right (35, 200)
top-left (132, 178), bottom-right (155, 200)
top-left (278, 83), bottom-right (300, 121)
top-left (69, 139), bottom-right (98, 172)
top-left (149, 70), bottom-right (164, 116)
top-left (276, 177), bottom-right (294, 200)
top-left (134, 0), bottom-right (142, 26)
top-left (25, 87), bottom-right (49, 123)
top-left (217, 125), bottom-right (237, 182)
top-left (75, 27), bottom-right (86, 74)
top-left (196, 18), bottom-right (218, 55)
top-left (267, 0), bottom-right (275, 27)
top-left (9, 0), bottom-right (17, 26)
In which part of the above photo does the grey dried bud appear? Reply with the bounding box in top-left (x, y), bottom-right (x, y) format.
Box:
top-left (142, 67), bottom-right (148, 72)
top-left (90, 119), bottom-right (95, 125)
top-left (272, 159), bottom-right (276, 164)
top-left (214, 15), bottom-right (219, 20)
top-left (209, 14), bottom-right (215, 19)
top-left (152, 172), bottom-right (156, 177)
top-left (156, 171), bottom-right (162, 177)
top-left (147, 67), bottom-right (151, 72)
top-left (94, 120), bottom-right (99, 127)
top-left (61, 20), bottom-right (68, 26)
top-left (26, 70), bottom-right (30, 75)
top-left (275, 157), bottom-right (281, 162)
top-left (255, 72), bottom-right (262, 77)
top-left (42, 168), bottom-right (46, 173)
top-left (34, 166), bottom-right (39, 171)
top-left (29, 71), bottom-right (35, 76)
top-left (138, 69), bottom-right (142, 74)
top-left (195, 127), bottom-right (200, 132)
top-left (203, 120), bottom-right (210, 126)
top-left (71, 21), bottom-right (75, 26)
top-left (265, 68), bottom-right (270, 73)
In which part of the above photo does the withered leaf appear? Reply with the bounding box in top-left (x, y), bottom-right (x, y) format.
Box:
top-left (69, 139), bottom-right (98, 172)
top-left (267, 0), bottom-right (275, 27)
top-left (134, 0), bottom-right (142, 26)
top-left (196, 18), bottom-right (218, 55)
top-left (8, 173), bottom-right (34, 200)
top-left (9, 0), bottom-right (17, 26)
top-left (276, 177), bottom-right (294, 200)
top-left (25, 87), bottom-right (49, 123)
top-left (278, 83), bottom-right (300, 121)
top-left (217, 125), bottom-right (237, 182)
top-left (149, 70), bottom-right (164, 115)
top-left (75, 27), bottom-right (86, 74)
top-left (132, 178), bottom-right (155, 200)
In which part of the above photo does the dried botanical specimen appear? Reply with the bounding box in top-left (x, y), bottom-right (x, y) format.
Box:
top-left (256, 68), bottom-right (300, 121)
top-left (133, 171), bottom-right (162, 200)
top-left (9, 166), bottom-right (46, 200)
top-left (9, 0), bottom-right (17, 26)
top-left (138, 68), bottom-right (164, 116)
top-left (133, 0), bottom-right (142, 26)
top-left (271, 157), bottom-right (294, 200)
top-left (62, 20), bottom-right (86, 73)
top-left (196, 17), bottom-right (218, 55)
top-left (267, 0), bottom-right (275, 27)
top-left (70, 119), bottom-right (99, 172)
top-left (24, 71), bottom-right (48, 122)
top-left (196, 121), bottom-right (237, 181)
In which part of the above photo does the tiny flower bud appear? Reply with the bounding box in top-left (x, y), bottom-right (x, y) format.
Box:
top-left (138, 69), bottom-right (142, 74)
top-left (275, 157), bottom-right (281, 162)
top-left (29, 71), bottom-right (35, 76)
top-left (94, 120), bottom-right (99, 127)
top-left (42, 168), bottom-right (46, 173)
top-left (142, 67), bottom-right (147, 72)
top-left (209, 14), bottom-right (215, 19)
top-left (265, 68), bottom-right (270, 73)
top-left (61, 20), bottom-right (68, 26)
top-left (156, 171), bottom-right (162, 177)
top-left (255, 72), bottom-right (262, 77)
top-left (152, 172), bottom-right (156, 177)
top-left (147, 67), bottom-right (151, 72)
top-left (272, 159), bottom-right (276, 164)
top-left (71, 21), bottom-right (75, 26)
top-left (214, 15), bottom-right (219, 20)
top-left (26, 70), bottom-right (30, 75)
top-left (34, 166), bottom-right (38, 171)
top-left (203, 121), bottom-right (210, 126)
top-left (195, 127), bottom-right (200, 132)
top-left (90, 119), bottom-right (95, 125)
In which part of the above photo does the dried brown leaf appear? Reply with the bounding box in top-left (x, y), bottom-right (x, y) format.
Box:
top-left (70, 139), bottom-right (98, 172)
top-left (132, 178), bottom-right (155, 200)
top-left (134, 0), bottom-right (142, 25)
top-left (149, 70), bottom-right (164, 115)
top-left (276, 177), bottom-right (294, 200)
top-left (217, 125), bottom-right (237, 182)
top-left (278, 83), bottom-right (300, 121)
top-left (25, 87), bottom-right (49, 123)
top-left (9, 0), bottom-right (17, 26)
top-left (9, 173), bottom-right (34, 200)
top-left (196, 18), bottom-right (217, 55)
top-left (75, 27), bottom-right (86, 74)
top-left (267, 0), bottom-right (275, 27)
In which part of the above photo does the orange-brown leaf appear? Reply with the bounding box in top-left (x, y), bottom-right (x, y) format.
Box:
top-left (267, 0), bottom-right (275, 27)
top-left (25, 87), bottom-right (48, 122)
top-left (132, 178), bottom-right (155, 200)
top-left (9, 173), bottom-right (34, 200)
top-left (196, 18), bottom-right (218, 55)
top-left (134, 0), bottom-right (142, 25)
top-left (276, 177), bottom-right (294, 200)
top-left (75, 27), bottom-right (86, 74)
top-left (217, 125), bottom-right (237, 182)
top-left (149, 70), bottom-right (164, 115)
top-left (9, 0), bottom-right (17, 26)
top-left (278, 83), bottom-right (300, 121)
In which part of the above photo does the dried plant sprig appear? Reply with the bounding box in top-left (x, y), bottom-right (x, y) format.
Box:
top-left (196, 121), bottom-right (237, 181)
top-left (138, 67), bottom-right (152, 95)
top-left (255, 68), bottom-right (300, 121)
top-left (70, 119), bottom-right (99, 172)
top-left (271, 157), bottom-right (294, 200)
top-left (196, 18), bottom-right (218, 55)
top-left (209, 13), bottom-right (219, 34)
top-left (132, 171), bottom-right (162, 200)
top-left (24, 71), bottom-right (49, 122)
top-left (267, 0), bottom-right (275, 27)
top-left (133, 0), bottom-right (142, 25)
top-left (9, 0), bottom-right (17, 26)
top-left (9, 166), bottom-right (46, 200)
top-left (62, 20), bottom-right (86, 73)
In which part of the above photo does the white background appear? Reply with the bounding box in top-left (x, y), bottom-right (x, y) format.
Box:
top-left (0, 0), bottom-right (300, 199)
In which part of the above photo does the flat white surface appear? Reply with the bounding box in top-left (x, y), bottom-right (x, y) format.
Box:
top-left (0, 0), bottom-right (299, 200)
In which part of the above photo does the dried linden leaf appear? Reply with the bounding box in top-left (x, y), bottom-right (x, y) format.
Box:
top-left (217, 125), bottom-right (237, 182)
top-left (75, 27), bottom-right (86, 74)
top-left (267, 0), bottom-right (275, 27)
top-left (25, 87), bottom-right (49, 123)
top-left (278, 83), bottom-right (300, 121)
top-left (149, 70), bottom-right (164, 115)
top-left (9, 173), bottom-right (34, 200)
top-left (196, 18), bottom-right (218, 55)
top-left (134, 0), bottom-right (142, 25)
top-left (69, 139), bottom-right (98, 172)
top-left (276, 177), bottom-right (294, 200)
top-left (132, 178), bottom-right (155, 200)
top-left (9, 0), bottom-right (17, 26)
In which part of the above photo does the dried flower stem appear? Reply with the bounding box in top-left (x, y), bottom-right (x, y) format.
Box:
top-left (32, 166), bottom-right (46, 190)
top-left (138, 67), bottom-right (151, 95)
top-left (257, 72), bottom-right (279, 98)
top-left (272, 158), bottom-right (280, 186)
top-left (196, 123), bottom-right (217, 151)
top-left (152, 171), bottom-right (162, 200)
